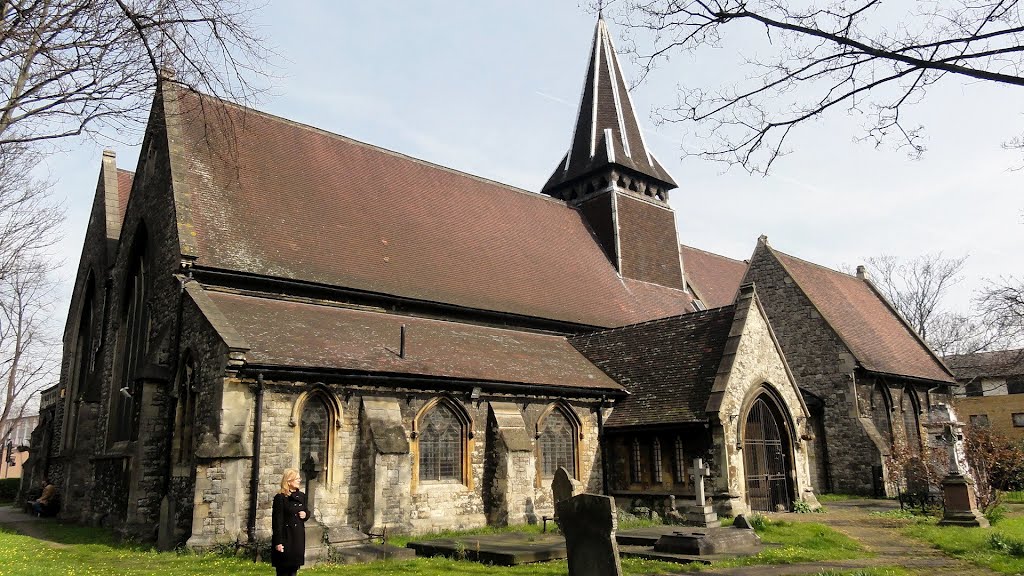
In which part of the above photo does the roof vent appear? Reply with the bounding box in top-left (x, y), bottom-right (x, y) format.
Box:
top-left (856, 265), bottom-right (870, 281)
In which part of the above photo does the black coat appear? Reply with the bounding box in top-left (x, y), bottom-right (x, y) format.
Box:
top-left (271, 490), bottom-right (309, 568)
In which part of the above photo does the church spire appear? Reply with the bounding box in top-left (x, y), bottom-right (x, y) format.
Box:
top-left (542, 15), bottom-right (676, 204)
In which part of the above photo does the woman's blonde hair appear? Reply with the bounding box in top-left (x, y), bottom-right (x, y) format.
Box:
top-left (279, 468), bottom-right (300, 495)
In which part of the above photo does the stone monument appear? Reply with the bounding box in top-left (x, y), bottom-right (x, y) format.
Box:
top-left (926, 404), bottom-right (989, 528)
top-left (686, 458), bottom-right (721, 527)
top-left (551, 466), bottom-right (584, 503)
top-left (555, 492), bottom-right (623, 576)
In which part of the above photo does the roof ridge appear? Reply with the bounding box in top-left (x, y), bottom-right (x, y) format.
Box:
top-left (579, 304), bottom-right (735, 337)
top-left (769, 245), bottom-right (861, 280)
top-left (176, 84), bottom-right (568, 207)
top-left (680, 244), bottom-right (747, 264)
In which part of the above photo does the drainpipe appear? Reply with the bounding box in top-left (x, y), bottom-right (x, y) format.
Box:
top-left (597, 396), bottom-right (608, 495)
top-left (247, 372), bottom-right (264, 561)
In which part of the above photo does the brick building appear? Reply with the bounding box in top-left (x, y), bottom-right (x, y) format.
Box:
top-left (947, 349), bottom-right (1024, 441)
top-left (30, 16), bottom-right (816, 554)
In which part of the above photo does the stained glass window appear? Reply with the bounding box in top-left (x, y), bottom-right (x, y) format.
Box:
top-left (300, 396), bottom-right (329, 480)
top-left (419, 403), bottom-right (461, 482)
top-left (540, 409), bottom-right (575, 477)
top-left (174, 358), bottom-right (197, 465)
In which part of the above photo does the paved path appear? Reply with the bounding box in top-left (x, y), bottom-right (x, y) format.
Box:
top-left (0, 503), bottom-right (69, 547)
top-left (697, 499), bottom-right (1000, 576)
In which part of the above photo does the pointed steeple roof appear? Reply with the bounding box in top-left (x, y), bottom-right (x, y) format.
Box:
top-left (543, 15), bottom-right (676, 197)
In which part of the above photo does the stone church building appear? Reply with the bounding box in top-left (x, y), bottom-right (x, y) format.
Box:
top-left (681, 238), bottom-right (959, 496)
top-left (33, 15), bottom-right (962, 553)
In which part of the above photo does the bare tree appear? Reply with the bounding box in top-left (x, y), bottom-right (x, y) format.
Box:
top-left (863, 253), bottom-right (1012, 356)
top-left (977, 277), bottom-right (1024, 345)
top-left (0, 0), bottom-right (269, 147)
top-left (614, 1), bottom-right (1024, 173)
top-left (0, 144), bottom-right (61, 445)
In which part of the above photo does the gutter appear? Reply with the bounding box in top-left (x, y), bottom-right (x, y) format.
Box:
top-left (238, 364), bottom-right (627, 399)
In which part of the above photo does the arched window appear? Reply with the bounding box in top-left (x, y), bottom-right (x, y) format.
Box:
top-left (300, 395), bottom-right (330, 482)
top-left (538, 407), bottom-right (576, 478)
top-left (870, 384), bottom-right (893, 448)
top-left (418, 401), bottom-right (463, 483)
top-left (902, 388), bottom-right (921, 455)
top-left (110, 250), bottom-right (148, 445)
top-left (172, 355), bottom-right (197, 467)
top-left (63, 279), bottom-right (94, 451)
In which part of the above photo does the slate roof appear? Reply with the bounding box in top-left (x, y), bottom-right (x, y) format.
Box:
top-left (193, 287), bottom-right (624, 392)
top-left (769, 247), bottom-right (955, 383)
top-left (542, 16), bottom-right (675, 195)
top-left (943, 348), bottom-right (1024, 380)
top-left (570, 306), bottom-right (736, 427)
top-left (167, 87), bottom-right (692, 329)
top-left (681, 245), bottom-right (747, 308)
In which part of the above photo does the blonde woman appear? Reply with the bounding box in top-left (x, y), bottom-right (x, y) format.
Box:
top-left (271, 469), bottom-right (309, 576)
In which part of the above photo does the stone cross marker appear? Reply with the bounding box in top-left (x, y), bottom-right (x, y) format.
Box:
top-left (691, 458), bottom-right (711, 505)
top-left (686, 457), bottom-right (720, 527)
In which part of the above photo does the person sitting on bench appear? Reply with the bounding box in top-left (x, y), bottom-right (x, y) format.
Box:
top-left (30, 477), bottom-right (58, 517)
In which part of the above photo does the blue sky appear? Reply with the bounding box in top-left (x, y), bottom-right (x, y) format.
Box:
top-left (46, 1), bottom-right (1023, 318)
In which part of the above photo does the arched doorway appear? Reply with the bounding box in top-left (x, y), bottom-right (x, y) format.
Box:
top-left (743, 393), bottom-right (794, 512)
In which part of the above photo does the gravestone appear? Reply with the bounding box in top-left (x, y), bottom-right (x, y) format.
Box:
top-left (555, 493), bottom-right (623, 576)
top-left (552, 466), bottom-right (584, 503)
top-left (302, 453), bottom-right (328, 564)
top-left (686, 458), bottom-right (720, 527)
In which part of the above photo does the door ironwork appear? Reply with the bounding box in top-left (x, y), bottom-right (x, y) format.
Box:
top-left (744, 397), bottom-right (792, 512)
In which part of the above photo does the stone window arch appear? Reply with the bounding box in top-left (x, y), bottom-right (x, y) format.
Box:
top-left (171, 352), bottom-right (198, 470)
top-left (870, 383), bottom-right (893, 448)
top-left (901, 388), bottom-right (922, 455)
top-left (290, 386), bottom-right (342, 485)
top-left (414, 396), bottom-right (472, 486)
top-left (535, 402), bottom-right (580, 481)
top-left (109, 228), bottom-right (149, 446)
top-left (652, 437), bottom-right (663, 484)
top-left (63, 274), bottom-right (95, 452)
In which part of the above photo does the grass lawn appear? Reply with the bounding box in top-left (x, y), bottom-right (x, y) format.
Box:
top-left (0, 515), bottom-right (868, 576)
top-left (816, 494), bottom-right (876, 503)
top-left (904, 514), bottom-right (1024, 574)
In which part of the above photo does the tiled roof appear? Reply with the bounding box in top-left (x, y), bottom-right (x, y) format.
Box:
top-left (168, 88), bottom-right (692, 328)
top-left (542, 16), bottom-right (675, 194)
top-left (570, 306), bottom-right (736, 427)
top-left (770, 248), bottom-right (954, 383)
top-left (681, 245), bottom-right (747, 308)
top-left (196, 288), bottom-right (624, 392)
top-left (116, 169), bottom-right (134, 222)
top-left (943, 348), bottom-right (1024, 380)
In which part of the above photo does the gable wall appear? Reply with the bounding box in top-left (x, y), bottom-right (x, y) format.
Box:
top-left (713, 295), bottom-right (815, 513)
top-left (49, 168), bottom-right (117, 521)
top-left (744, 247), bottom-right (885, 494)
top-left (52, 92), bottom-right (192, 535)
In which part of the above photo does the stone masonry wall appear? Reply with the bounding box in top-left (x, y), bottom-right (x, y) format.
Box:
top-left (712, 294), bottom-right (816, 515)
top-left (212, 383), bottom-right (606, 548)
top-left (744, 246), bottom-right (882, 494)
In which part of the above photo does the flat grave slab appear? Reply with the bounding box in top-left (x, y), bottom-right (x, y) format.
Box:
top-left (406, 532), bottom-right (567, 566)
